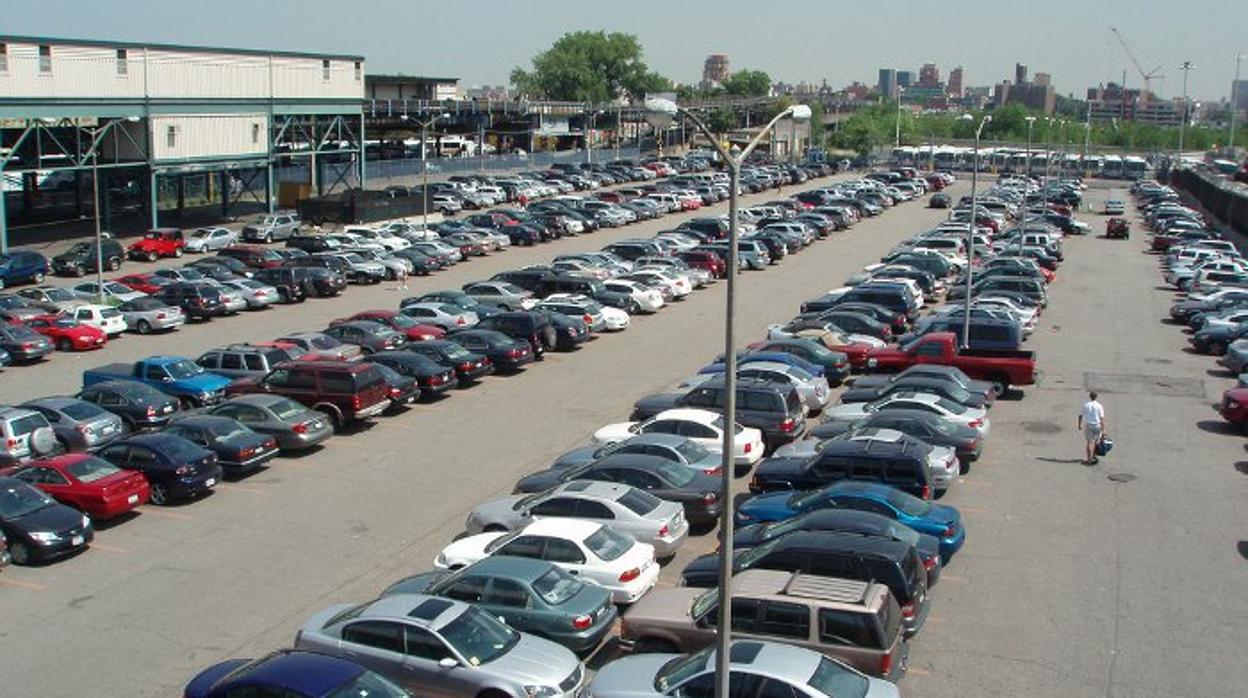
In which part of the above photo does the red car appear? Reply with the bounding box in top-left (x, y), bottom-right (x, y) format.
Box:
top-left (115, 272), bottom-right (173, 295)
top-left (331, 310), bottom-right (445, 342)
top-left (1218, 387), bottom-right (1248, 432)
top-left (676, 250), bottom-right (727, 279)
top-left (127, 228), bottom-right (186, 261)
top-left (4, 454), bottom-right (150, 520)
top-left (23, 314), bottom-right (108, 351)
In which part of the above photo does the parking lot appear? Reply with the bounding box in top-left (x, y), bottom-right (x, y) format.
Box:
top-left (2, 173), bottom-right (1246, 698)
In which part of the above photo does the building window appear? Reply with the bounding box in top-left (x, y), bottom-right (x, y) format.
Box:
top-left (116, 48), bottom-right (128, 76)
top-left (252, 123), bottom-right (261, 144)
top-left (39, 45), bottom-right (52, 73)
top-left (322, 59), bottom-right (331, 81)
top-left (0, 44), bottom-right (8, 73)
top-left (354, 61), bottom-right (362, 81)
top-left (166, 125), bottom-right (178, 149)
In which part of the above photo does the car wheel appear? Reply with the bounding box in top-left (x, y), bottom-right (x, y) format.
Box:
top-left (264, 233), bottom-right (273, 243)
top-left (57, 338), bottom-right (73, 352)
top-left (173, 248), bottom-right (183, 258)
top-left (74, 264), bottom-right (86, 277)
top-left (9, 542), bottom-right (31, 566)
top-left (147, 251), bottom-right (159, 262)
top-left (33, 271), bottom-right (45, 284)
top-left (108, 257), bottom-right (121, 271)
top-left (136, 319), bottom-right (153, 334)
top-left (149, 483), bottom-right (169, 506)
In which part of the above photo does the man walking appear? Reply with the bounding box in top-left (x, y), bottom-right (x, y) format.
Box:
top-left (1077, 390), bottom-right (1107, 465)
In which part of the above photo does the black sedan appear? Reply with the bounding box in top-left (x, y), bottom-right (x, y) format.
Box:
top-left (163, 415), bottom-right (279, 475)
top-left (370, 362), bottom-right (421, 411)
top-left (366, 351), bottom-right (459, 399)
top-left (839, 376), bottom-right (990, 409)
top-left (77, 380), bottom-right (180, 431)
top-left (98, 433), bottom-right (223, 505)
top-left (0, 476), bottom-right (93, 565)
top-left (446, 329), bottom-right (534, 372)
top-left (532, 308), bottom-right (591, 350)
top-left (322, 320), bottom-right (406, 355)
top-left (810, 409), bottom-right (983, 466)
top-left (398, 339), bottom-right (494, 383)
top-left (512, 453), bottom-right (724, 526)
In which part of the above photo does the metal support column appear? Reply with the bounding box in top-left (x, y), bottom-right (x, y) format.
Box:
top-left (221, 171), bottom-right (231, 217)
top-left (149, 168), bottom-right (159, 227)
top-left (266, 163), bottom-right (276, 214)
top-left (0, 186), bottom-right (7, 253)
top-left (358, 112), bottom-right (367, 190)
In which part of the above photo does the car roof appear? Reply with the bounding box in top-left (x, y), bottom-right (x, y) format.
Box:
top-left (359, 593), bottom-right (463, 630)
top-left (733, 569), bottom-right (873, 607)
top-left (520, 517), bottom-right (601, 537)
top-left (555, 479), bottom-right (634, 501)
top-left (654, 408), bottom-right (720, 425)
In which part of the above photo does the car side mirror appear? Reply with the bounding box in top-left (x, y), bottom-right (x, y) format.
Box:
top-left (438, 657), bottom-right (458, 669)
top-left (161, 376), bottom-right (173, 382)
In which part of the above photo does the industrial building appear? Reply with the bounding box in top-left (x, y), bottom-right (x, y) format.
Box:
top-left (0, 35), bottom-right (365, 251)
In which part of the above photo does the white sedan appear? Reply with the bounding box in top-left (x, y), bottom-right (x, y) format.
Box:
top-left (624, 269), bottom-right (691, 299)
top-left (822, 391), bottom-right (990, 440)
top-left (593, 408), bottom-right (765, 466)
top-left (434, 518), bottom-right (660, 604)
top-left (604, 279), bottom-right (664, 313)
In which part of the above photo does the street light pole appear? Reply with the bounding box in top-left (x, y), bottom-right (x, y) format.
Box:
top-left (1230, 54), bottom-right (1244, 156)
top-left (645, 97), bottom-right (810, 698)
top-left (418, 113), bottom-right (447, 232)
top-left (963, 115), bottom-right (992, 347)
top-left (894, 89), bottom-right (904, 148)
top-left (1179, 61), bottom-right (1193, 161)
top-left (91, 136), bottom-right (105, 304)
top-left (1017, 116), bottom-right (1036, 254)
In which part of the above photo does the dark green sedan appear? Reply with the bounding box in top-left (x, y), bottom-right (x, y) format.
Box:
top-left (382, 556), bottom-right (616, 653)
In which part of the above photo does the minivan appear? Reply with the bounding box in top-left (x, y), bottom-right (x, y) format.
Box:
top-left (680, 530), bottom-right (930, 636)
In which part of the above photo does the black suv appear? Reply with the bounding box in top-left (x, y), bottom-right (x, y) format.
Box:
top-left (285, 234), bottom-right (341, 254)
top-left (538, 274), bottom-right (636, 313)
top-left (249, 267), bottom-right (307, 303)
top-left (157, 282), bottom-right (227, 320)
top-left (748, 436), bottom-right (934, 499)
top-left (470, 311), bottom-right (557, 359)
top-left (491, 268), bottom-right (558, 295)
top-left (51, 239), bottom-right (124, 277)
top-left (680, 530), bottom-right (930, 636)
top-left (631, 376), bottom-right (807, 451)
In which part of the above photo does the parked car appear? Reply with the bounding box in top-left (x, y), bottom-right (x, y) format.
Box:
top-left (51, 239), bottom-right (124, 276)
top-left (205, 394), bottom-right (333, 451)
top-left (183, 650), bottom-right (412, 698)
top-left (116, 296), bottom-right (187, 334)
top-left (365, 351), bottom-right (459, 398)
top-left (332, 310), bottom-right (445, 343)
top-left (77, 380), bottom-right (180, 431)
top-left (156, 282), bottom-right (227, 321)
top-left (552, 433), bottom-right (722, 474)
top-left (323, 320), bottom-right (406, 355)
top-left (241, 213), bottom-right (300, 243)
top-left (225, 360), bottom-right (391, 428)
top-left (381, 557), bottom-right (617, 653)
top-left (20, 396), bottom-right (126, 452)
top-left (0, 406), bottom-right (59, 466)
top-left (67, 303), bottom-right (127, 337)
top-left (97, 433), bottom-right (222, 504)
top-left (0, 251), bottom-right (50, 287)
top-left (294, 593), bottom-right (585, 697)
top-left (398, 339), bottom-right (494, 382)
top-left (82, 356), bottom-right (231, 408)
top-left (274, 331), bottom-right (363, 362)
top-left (24, 313), bottom-right (108, 351)
top-left (446, 329), bottom-right (535, 372)
top-left (0, 322), bottom-right (54, 362)
top-left (4, 453), bottom-right (149, 520)
top-left (183, 226), bottom-right (238, 253)
top-left (0, 476), bottom-right (94, 564)
top-left (127, 228), bottom-right (186, 261)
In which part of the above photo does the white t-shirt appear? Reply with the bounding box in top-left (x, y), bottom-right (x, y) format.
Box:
top-left (1082, 400), bottom-right (1104, 427)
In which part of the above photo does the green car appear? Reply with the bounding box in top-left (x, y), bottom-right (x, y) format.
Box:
top-left (382, 556), bottom-right (617, 653)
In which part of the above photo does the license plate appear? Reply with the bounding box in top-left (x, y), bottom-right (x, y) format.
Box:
top-left (71, 535), bottom-right (84, 546)
top-left (312, 420), bottom-right (323, 429)
top-left (205, 478), bottom-right (217, 488)
top-left (127, 494), bottom-right (139, 505)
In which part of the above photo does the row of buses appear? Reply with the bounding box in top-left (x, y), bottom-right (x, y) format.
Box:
top-left (891, 146), bottom-right (1151, 180)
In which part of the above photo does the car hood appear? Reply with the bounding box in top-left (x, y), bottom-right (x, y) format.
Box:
top-left (590, 652), bottom-right (678, 698)
top-left (552, 445), bottom-right (602, 469)
top-left (632, 393), bottom-right (685, 418)
top-left (593, 422), bottom-right (637, 444)
top-left (513, 469), bottom-right (566, 493)
top-left (177, 373), bottom-right (233, 392)
top-left (485, 631), bottom-right (581, 685)
top-left (10, 500), bottom-right (85, 534)
top-left (437, 531), bottom-right (505, 567)
top-left (736, 491), bottom-right (799, 523)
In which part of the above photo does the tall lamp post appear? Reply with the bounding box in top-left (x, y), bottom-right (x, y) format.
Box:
top-left (960, 114), bottom-right (992, 346)
top-left (1017, 116), bottom-right (1037, 253)
top-left (645, 96), bottom-right (810, 698)
top-left (417, 113), bottom-right (449, 231)
top-left (1230, 54), bottom-right (1244, 157)
top-left (894, 88), bottom-right (905, 148)
top-left (1178, 61), bottom-right (1193, 162)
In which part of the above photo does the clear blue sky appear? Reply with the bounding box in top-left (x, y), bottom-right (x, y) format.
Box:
top-left (6, 0), bottom-right (1246, 101)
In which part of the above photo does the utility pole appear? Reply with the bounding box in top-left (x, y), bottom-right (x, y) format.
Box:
top-left (1178, 61), bottom-right (1193, 161)
top-left (1230, 54), bottom-right (1244, 157)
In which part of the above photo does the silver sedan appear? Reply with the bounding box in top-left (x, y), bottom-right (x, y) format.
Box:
top-left (219, 278), bottom-right (279, 309)
top-left (464, 480), bottom-right (689, 558)
top-left (683, 361), bottom-right (831, 414)
top-left (116, 296), bottom-right (187, 334)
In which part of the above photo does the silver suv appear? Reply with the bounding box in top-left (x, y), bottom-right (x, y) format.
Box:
top-left (295, 593), bottom-right (585, 698)
top-left (0, 407), bottom-right (59, 466)
top-left (241, 213), bottom-right (301, 243)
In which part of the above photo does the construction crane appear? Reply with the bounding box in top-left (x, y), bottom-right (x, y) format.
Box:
top-left (1110, 27), bottom-right (1164, 101)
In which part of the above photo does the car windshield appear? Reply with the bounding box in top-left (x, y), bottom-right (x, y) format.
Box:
top-left (166, 359), bottom-right (204, 379)
top-left (0, 481), bottom-right (56, 518)
top-left (532, 566), bottom-right (585, 605)
top-left (735, 537), bottom-right (781, 569)
top-left (583, 525), bottom-right (633, 561)
top-left (789, 489), bottom-right (828, 510)
top-left (60, 401), bottom-right (107, 421)
top-left (807, 656), bottom-right (869, 698)
top-left (103, 282), bottom-right (132, 295)
top-left (309, 336), bottom-right (341, 350)
top-left (883, 488), bottom-right (931, 517)
top-left (326, 670), bottom-right (410, 698)
top-left (438, 606), bottom-right (520, 666)
top-left (936, 397), bottom-right (967, 415)
top-left (691, 587), bottom-right (719, 619)
top-left (654, 646), bottom-right (714, 692)
top-left (66, 456), bottom-right (122, 483)
top-left (45, 288), bottom-right (78, 302)
top-left (675, 440), bottom-right (711, 463)
top-left (159, 436), bottom-right (208, 460)
top-left (204, 421), bottom-right (250, 439)
top-left (656, 460), bottom-right (696, 486)
top-left (268, 398), bottom-right (307, 421)
top-left (616, 488), bottom-right (662, 516)
top-left (125, 297), bottom-right (164, 311)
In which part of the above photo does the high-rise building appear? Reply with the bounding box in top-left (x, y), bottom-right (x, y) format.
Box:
top-left (878, 68), bottom-right (898, 98)
top-left (1015, 63), bottom-right (1028, 86)
top-left (918, 63), bottom-right (941, 88)
top-left (701, 54), bottom-right (730, 88)
top-left (947, 67), bottom-right (964, 97)
top-left (1234, 79), bottom-right (1248, 112)
top-left (1034, 72), bottom-right (1051, 87)
top-left (897, 70), bottom-right (914, 89)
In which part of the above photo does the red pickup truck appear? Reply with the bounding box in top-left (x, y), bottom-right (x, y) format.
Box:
top-left (864, 331), bottom-right (1036, 394)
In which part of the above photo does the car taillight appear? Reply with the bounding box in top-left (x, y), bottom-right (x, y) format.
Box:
top-left (460, 361), bottom-right (473, 370)
top-left (430, 375), bottom-right (444, 386)
top-left (743, 441), bottom-right (752, 454)
top-left (880, 651), bottom-right (893, 677)
top-left (619, 568), bottom-right (641, 583)
top-left (75, 423), bottom-right (91, 434)
top-left (942, 523), bottom-right (957, 537)
top-left (146, 406), bottom-right (157, 417)
top-left (352, 394), bottom-right (363, 410)
top-left (506, 348), bottom-right (522, 358)
top-left (253, 291), bottom-right (265, 297)
top-left (389, 387), bottom-right (401, 398)
top-left (923, 555), bottom-right (938, 572)
top-left (657, 524), bottom-right (669, 538)
top-left (572, 614), bottom-right (594, 630)
top-left (583, 313), bottom-right (593, 324)
top-left (5, 437), bottom-right (16, 448)
top-left (156, 313), bottom-right (166, 320)
top-left (292, 421), bottom-right (310, 434)
top-left (175, 465), bottom-right (191, 475)
top-left (702, 465), bottom-right (723, 475)
top-left (456, 316), bottom-right (466, 325)
top-left (968, 419), bottom-right (983, 428)
top-left (702, 491), bottom-right (718, 505)
top-left (920, 484), bottom-right (931, 500)
top-left (21, 342), bottom-right (36, 350)
top-left (779, 417), bottom-right (797, 433)
top-left (900, 601), bottom-right (916, 620)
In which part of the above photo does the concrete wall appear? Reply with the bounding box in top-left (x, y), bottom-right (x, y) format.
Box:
top-left (1172, 168), bottom-right (1248, 237)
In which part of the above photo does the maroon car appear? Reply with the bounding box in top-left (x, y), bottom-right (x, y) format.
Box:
top-left (1218, 387), bottom-right (1248, 432)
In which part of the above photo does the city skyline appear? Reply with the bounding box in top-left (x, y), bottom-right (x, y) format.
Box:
top-left (3, 0), bottom-right (1245, 102)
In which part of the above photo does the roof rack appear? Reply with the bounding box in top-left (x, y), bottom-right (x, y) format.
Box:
top-left (783, 573), bottom-right (869, 604)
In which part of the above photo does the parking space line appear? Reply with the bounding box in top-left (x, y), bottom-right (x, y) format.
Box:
top-left (907, 667), bottom-right (931, 677)
top-left (0, 578), bottom-right (48, 591)
top-left (90, 543), bottom-right (128, 554)
top-left (216, 483), bottom-right (264, 495)
top-left (140, 508), bottom-right (193, 520)
top-left (939, 574), bottom-right (965, 582)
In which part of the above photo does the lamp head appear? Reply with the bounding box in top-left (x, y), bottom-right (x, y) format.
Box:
top-left (643, 97), bottom-right (678, 130)
top-left (789, 104), bottom-right (813, 121)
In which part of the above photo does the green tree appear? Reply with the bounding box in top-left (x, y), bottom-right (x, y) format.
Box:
top-left (510, 31), bottom-right (672, 102)
top-left (706, 108), bottom-right (737, 137)
top-left (722, 69), bottom-right (772, 97)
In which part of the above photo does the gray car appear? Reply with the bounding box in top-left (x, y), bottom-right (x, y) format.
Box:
top-left (551, 433), bottom-right (722, 474)
top-left (682, 361), bottom-right (831, 415)
top-left (323, 320), bottom-right (406, 355)
top-left (116, 296), bottom-right (187, 334)
top-left (21, 396), bottom-right (127, 452)
top-left (0, 407), bottom-right (58, 466)
top-left (465, 480), bottom-right (689, 558)
top-left (462, 281), bottom-right (536, 311)
top-left (241, 213), bottom-right (300, 243)
top-left (206, 394), bottom-right (333, 451)
top-left (590, 640), bottom-right (899, 698)
top-left (219, 278), bottom-right (279, 309)
top-left (276, 331), bottom-right (364, 362)
top-left (294, 594), bottom-right (585, 698)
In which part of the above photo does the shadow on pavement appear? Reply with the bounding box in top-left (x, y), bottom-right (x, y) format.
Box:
top-left (1238, 541), bottom-right (1248, 561)
top-left (1034, 457), bottom-right (1085, 465)
top-left (1196, 420), bottom-right (1241, 435)
top-left (1234, 462), bottom-right (1248, 476)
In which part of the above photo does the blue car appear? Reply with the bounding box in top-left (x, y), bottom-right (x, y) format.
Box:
top-left (185, 650), bottom-right (411, 698)
top-left (0, 251), bottom-right (49, 287)
top-left (699, 351), bottom-right (823, 377)
top-left (736, 480), bottom-right (965, 559)
top-left (97, 432), bottom-right (223, 505)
